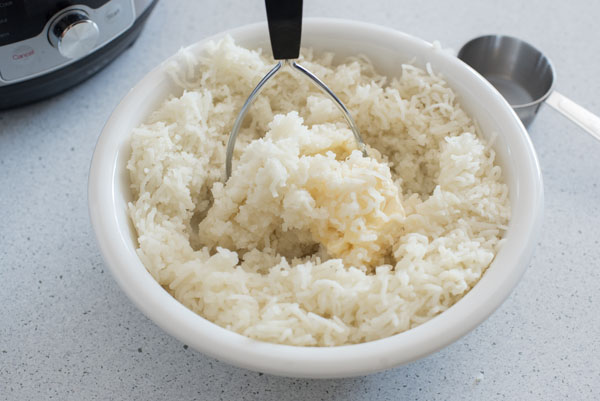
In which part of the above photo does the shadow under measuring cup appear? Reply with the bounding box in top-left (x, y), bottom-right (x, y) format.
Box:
top-left (458, 35), bottom-right (600, 141)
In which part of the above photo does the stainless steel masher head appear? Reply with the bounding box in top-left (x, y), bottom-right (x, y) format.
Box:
top-left (458, 35), bottom-right (600, 141)
top-left (224, 0), bottom-right (367, 179)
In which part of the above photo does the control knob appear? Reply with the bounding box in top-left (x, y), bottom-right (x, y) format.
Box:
top-left (49, 10), bottom-right (100, 59)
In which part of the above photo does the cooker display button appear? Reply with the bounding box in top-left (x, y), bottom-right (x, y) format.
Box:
top-left (105, 4), bottom-right (122, 23)
top-left (48, 10), bottom-right (99, 60)
top-left (0, 1), bottom-right (15, 14)
top-left (11, 45), bottom-right (35, 65)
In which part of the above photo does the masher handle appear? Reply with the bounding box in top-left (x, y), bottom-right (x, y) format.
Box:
top-left (265, 0), bottom-right (303, 60)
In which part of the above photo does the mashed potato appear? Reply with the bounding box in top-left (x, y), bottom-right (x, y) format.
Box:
top-left (127, 37), bottom-right (510, 346)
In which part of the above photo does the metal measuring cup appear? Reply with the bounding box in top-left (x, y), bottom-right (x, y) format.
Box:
top-left (458, 35), bottom-right (600, 141)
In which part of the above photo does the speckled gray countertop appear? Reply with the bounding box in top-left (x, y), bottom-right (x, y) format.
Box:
top-left (1, 0), bottom-right (599, 399)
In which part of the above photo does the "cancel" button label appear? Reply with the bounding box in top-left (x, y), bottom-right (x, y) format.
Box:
top-left (11, 45), bottom-right (35, 64)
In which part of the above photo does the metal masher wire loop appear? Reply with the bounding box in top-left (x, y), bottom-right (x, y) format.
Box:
top-left (225, 61), bottom-right (283, 179)
top-left (291, 61), bottom-right (368, 158)
top-left (224, 0), bottom-right (367, 180)
top-left (224, 60), bottom-right (368, 179)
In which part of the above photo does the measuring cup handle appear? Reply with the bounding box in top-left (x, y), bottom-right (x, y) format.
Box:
top-left (265, 0), bottom-right (303, 60)
top-left (546, 91), bottom-right (600, 142)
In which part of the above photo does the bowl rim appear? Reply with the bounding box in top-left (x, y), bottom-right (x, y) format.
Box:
top-left (88, 18), bottom-right (544, 378)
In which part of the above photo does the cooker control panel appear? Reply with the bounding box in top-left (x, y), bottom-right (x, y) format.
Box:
top-left (0, 0), bottom-right (145, 84)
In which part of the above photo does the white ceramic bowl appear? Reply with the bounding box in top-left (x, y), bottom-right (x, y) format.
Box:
top-left (88, 19), bottom-right (543, 378)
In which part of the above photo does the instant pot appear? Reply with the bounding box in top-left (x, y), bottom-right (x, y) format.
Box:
top-left (0, 0), bottom-right (157, 109)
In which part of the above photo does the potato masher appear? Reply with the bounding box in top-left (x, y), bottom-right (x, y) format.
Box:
top-left (224, 0), bottom-right (367, 179)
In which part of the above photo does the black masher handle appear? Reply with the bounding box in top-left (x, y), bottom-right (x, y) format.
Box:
top-left (265, 0), bottom-right (303, 60)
